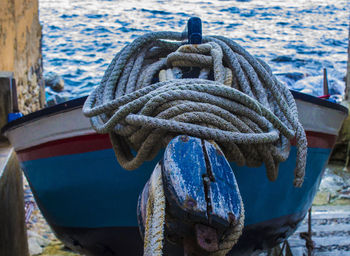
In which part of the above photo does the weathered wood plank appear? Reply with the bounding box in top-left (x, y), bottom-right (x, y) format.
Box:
top-left (0, 143), bottom-right (29, 256)
top-left (297, 223), bottom-right (350, 233)
top-left (288, 206), bottom-right (350, 256)
top-left (260, 206), bottom-right (350, 255)
top-left (204, 140), bottom-right (242, 227)
top-left (159, 136), bottom-right (244, 254)
top-left (0, 72), bottom-right (14, 140)
top-left (163, 136), bottom-right (208, 220)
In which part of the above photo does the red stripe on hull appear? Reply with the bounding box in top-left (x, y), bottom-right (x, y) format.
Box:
top-left (17, 133), bottom-right (112, 162)
top-left (17, 131), bottom-right (336, 162)
top-left (291, 131), bottom-right (336, 149)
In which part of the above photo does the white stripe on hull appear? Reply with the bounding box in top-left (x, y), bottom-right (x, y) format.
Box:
top-left (5, 99), bottom-right (347, 151)
top-left (296, 100), bottom-right (346, 135)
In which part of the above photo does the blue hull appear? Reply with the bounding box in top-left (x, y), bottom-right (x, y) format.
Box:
top-left (21, 145), bottom-right (330, 255)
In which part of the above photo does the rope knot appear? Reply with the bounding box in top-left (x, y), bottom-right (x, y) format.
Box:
top-left (165, 42), bottom-right (231, 85)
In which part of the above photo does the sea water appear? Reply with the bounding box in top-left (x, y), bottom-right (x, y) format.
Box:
top-left (39, 0), bottom-right (349, 102)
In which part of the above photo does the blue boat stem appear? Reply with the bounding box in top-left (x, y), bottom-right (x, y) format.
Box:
top-left (187, 17), bottom-right (202, 44)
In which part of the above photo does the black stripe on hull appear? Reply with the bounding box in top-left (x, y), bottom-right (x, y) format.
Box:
top-left (49, 211), bottom-right (306, 256)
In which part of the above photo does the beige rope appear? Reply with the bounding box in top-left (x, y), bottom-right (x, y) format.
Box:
top-left (143, 163), bottom-right (165, 256)
top-left (83, 31), bottom-right (308, 255)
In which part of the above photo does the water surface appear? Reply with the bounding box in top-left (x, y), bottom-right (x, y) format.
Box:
top-left (39, 0), bottom-right (349, 101)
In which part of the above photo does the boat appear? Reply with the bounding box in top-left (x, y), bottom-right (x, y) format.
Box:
top-left (2, 91), bottom-right (347, 255)
top-left (1, 18), bottom-right (348, 255)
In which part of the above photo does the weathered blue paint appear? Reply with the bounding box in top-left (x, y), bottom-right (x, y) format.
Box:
top-left (203, 140), bottom-right (242, 226)
top-left (21, 146), bottom-right (330, 229)
top-left (162, 136), bottom-right (243, 229)
top-left (162, 136), bottom-right (208, 221)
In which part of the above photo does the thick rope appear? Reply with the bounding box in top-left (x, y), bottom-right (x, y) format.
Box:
top-left (143, 163), bottom-right (165, 256)
top-left (83, 31), bottom-right (307, 187)
top-left (211, 197), bottom-right (245, 256)
top-left (83, 31), bottom-right (308, 255)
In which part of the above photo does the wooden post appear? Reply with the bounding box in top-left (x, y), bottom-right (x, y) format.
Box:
top-left (0, 72), bottom-right (27, 255)
top-left (345, 22), bottom-right (350, 100)
top-left (0, 72), bottom-right (16, 141)
top-left (0, 143), bottom-right (29, 256)
top-left (323, 68), bottom-right (329, 96)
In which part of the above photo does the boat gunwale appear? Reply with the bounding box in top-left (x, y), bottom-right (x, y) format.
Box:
top-left (1, 90), bottom-right (348, 134)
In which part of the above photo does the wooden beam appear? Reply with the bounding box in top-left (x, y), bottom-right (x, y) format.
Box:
top-left (0, 143), bottom-right (29, 256)
top-left (0, 72), bottom-right (16, 140)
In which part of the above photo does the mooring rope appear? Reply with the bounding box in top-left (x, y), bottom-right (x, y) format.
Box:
top-left (83, 31), bottom-right (308, 255)
top-left (143, 163), bottom-right (165, 256)
top-left (211, 196), bottom-right (245, 256)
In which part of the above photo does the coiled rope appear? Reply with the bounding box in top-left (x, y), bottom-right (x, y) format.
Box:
top-left (83, 31), bottom-right (308, 255)
top-left (143, 163), bottom-right (165, 256)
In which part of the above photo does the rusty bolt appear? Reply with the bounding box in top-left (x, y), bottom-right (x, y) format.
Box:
top-left (195, 224), bottom-right (219, 252)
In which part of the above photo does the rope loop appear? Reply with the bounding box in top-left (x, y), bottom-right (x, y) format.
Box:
top-left (83, 31), bottom-right (307, 187)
